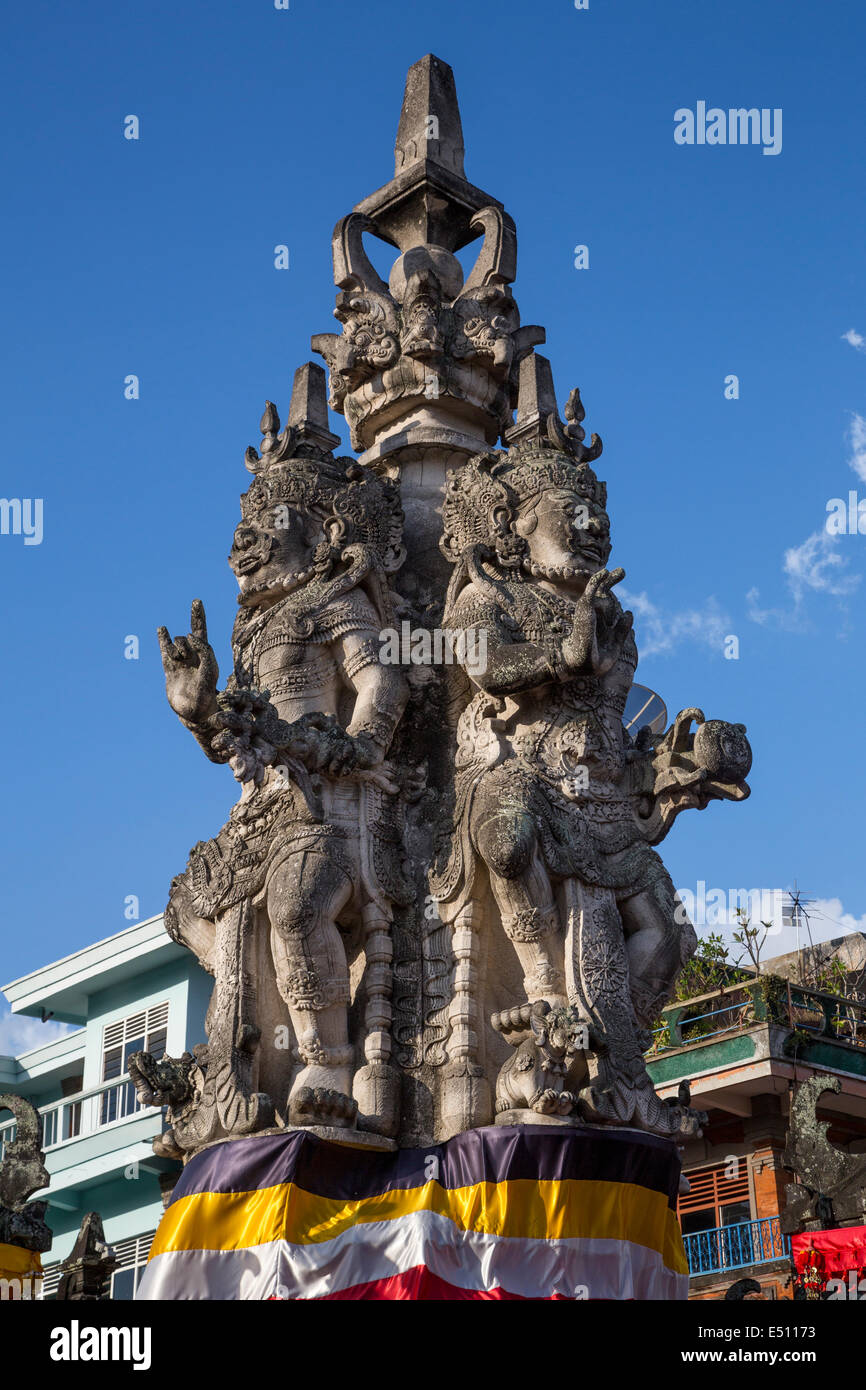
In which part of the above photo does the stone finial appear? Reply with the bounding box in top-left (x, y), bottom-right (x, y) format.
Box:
top-left (56, 1212), bottom-right (118, 1301)
top-left (286, 362), bottom-right (340, 452)
top-left (395, 55), bottom-right (465, 177)
top-left (504, 353), bottom-right (604, 463)
top-left (356, 56), bottom-right (503, 256)
top-left (504, 353), bottom-right (560, 447)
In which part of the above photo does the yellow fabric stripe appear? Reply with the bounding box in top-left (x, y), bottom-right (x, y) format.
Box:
top-left (0, 1243), bottom-right (42, 1277)
top-left (151, 1178), bottom-right (687, 1275)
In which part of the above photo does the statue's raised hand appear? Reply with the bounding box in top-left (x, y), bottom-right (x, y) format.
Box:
top-left (561, 567), bottom-right (625, 674)
top-left (158, 599), bottom-right (220, 726)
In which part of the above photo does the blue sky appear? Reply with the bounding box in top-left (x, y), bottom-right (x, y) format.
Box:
top-left (1, 0), bottom-right (864, 1043)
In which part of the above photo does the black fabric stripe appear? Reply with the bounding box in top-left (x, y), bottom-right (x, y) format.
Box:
top-left (169, 1125), bottom-right (681, 1210)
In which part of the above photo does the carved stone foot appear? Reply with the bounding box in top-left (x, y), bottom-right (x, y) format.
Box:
top-left (531, 1087), bottom-right (578, 1116)
top-left (288, 1086), bottom-right (359, 1129)
top-left (495, 1109), bottom-right (583, 1128)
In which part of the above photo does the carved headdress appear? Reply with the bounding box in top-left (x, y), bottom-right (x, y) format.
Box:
top-left (231, 366), bottom-right (405, 650)
top-left (441, 447), bottom-right (607, 567)
top-left (241, 405), bottom-right (404, 574)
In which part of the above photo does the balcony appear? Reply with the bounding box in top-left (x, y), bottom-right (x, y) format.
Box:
top-left (683, 1215), bottom-right (791, 1277)
top-left (0, 1076), bottom-right (147, 1162)
top-left (651, 978), bottom-right (866, 1055)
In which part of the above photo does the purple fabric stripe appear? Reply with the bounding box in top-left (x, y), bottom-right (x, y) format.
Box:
top-left (167, 1125), bottom-right (681, 1210)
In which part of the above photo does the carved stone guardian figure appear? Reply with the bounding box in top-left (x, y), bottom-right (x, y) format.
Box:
top-left (142, 365), bottom-right (411, 1149)
top-left (430, 357), bottom-right (751, 1137)
top-left (56, 1212), bottom-right (117, 1301)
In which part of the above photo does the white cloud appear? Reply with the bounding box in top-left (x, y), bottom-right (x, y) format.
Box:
top-left (760, 898), bottom-right (866, 960)
top-left (0, 1009), bottom-right (75, 1058)
top-left (745, 586), bottom-right (802, 631)
top-left (746, 416), bottom-right (866, 628)
top-left (842, 328), bottom-right (866, 353)
top-left (688, 893), bottom-right (866, 963)
top-left (848, 412), bottom-right (866, 482)
top-left (618, 588), bottom-right (731, 658)
top-left (807, 898), bottom-right (866, 939)
top-left (782, 528), bottom-right (859, 602)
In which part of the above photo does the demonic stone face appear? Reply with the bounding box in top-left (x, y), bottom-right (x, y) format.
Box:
top-left (228, 506), bottom-right (316, 601)
top-left (532, 1005), bottom-right (588, 1062)
top-left (692, 719), bottom-right (753, 783)
top-left (515, 487), bottom-right (611, 582)
top-left (544, 1010), bottom-right (587, 1060)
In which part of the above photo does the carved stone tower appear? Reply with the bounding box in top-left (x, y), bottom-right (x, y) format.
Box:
top-left (143, 54), bottom-right (751, 1159)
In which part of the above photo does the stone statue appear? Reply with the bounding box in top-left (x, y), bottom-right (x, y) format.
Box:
top-left (430, 364), bottom-right (751, 1137)
top-left (147, 364), bottom-right (411, 1148)
top-left (0, 1093), bottom-right (51, 1253)
top-left (56, 1212), bottom-right (117, 1301)
top-left (491, 1001), bottom-right (592, 1119)
top-left (782, 1074), bottom-right (866, 1230)
top-left (135, 55), bottom-right (753, 1156)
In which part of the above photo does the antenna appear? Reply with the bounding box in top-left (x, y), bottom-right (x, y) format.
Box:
top-left (783, 882), bottom-right (815, 985)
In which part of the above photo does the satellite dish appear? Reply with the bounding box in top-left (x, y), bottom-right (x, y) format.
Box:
top-left (624, 684), bottom-right (667, 736)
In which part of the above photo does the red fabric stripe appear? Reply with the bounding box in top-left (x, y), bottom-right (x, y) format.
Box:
top-left (273, 1265), bottom-right (616, 1300)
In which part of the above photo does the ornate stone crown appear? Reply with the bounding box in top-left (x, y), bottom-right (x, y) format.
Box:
top-left (440, 443), bottom-right (608, 570)
top-left (238, 369), bottom-right (405, 577)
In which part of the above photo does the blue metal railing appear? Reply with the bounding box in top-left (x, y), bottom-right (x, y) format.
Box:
top-left (683, 1216), bottom-right (790, 1276)
top-left (652, 995), bottom-right (753, 1048)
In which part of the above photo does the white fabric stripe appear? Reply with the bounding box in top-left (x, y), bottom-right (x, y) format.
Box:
top-left (137, 1210), bottom-right (687, 1301)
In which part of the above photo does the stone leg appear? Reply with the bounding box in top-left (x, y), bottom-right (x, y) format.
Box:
top-left (487, 863), bottom-right (567, 1006)
top-left (267, 848), bottom-right (356, 1127)
top-left (619, 871), bottom-right (698, 1032)
top-left (474, 804), bottom-right (567, 1005)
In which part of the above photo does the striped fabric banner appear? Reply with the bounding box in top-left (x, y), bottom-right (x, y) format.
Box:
top-left (0, 1243), bottom-right (42, 1299)
top-left (137, 1125), bottom-right (688, 1301)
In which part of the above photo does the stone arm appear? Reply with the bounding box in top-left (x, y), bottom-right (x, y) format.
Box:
top-left (449, 575), bottom-right (633, 698)
top-left (629, 708), bottom-right (752, 844)
top-left (442, 587), bottom-right (563, 697)
top-left (467, 623), bottom-right (564, 697)
top-left (337, 628), bottom-right (409, 767)
top-left (157, 600), bottom-right (227, 764)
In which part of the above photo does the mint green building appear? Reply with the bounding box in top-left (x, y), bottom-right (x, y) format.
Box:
top-left (0, 916), bottom-right (210, 1298)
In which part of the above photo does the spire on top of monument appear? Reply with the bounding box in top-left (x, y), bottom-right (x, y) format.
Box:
top-left (394, 54), bottom-right (466, 178)
top-left (312, 55), bottom-right (547, 463)
top-left (354, 53), bottom-right (504, 254)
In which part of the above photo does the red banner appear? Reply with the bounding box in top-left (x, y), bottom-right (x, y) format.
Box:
top-left (791, 1227), bottom-right (866, 1284)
